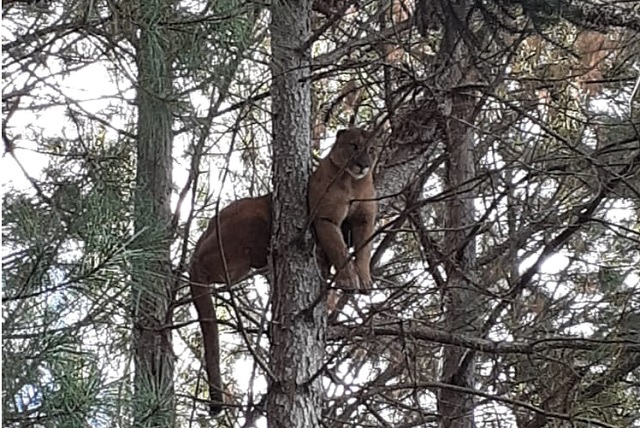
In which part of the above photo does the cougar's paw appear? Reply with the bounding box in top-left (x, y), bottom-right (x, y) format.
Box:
top-left (335, 263), bottom-right (361, 292)
top-left (357, 269), bottom-right (373, 294)
top-left (327, 289), bottom-right (340, 313)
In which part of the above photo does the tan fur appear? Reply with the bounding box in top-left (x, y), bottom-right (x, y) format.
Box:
top-left (189, 194), bottom-right (271, 416)
top-left (189, 128), bottom-right (377, 415)
top-left (308, 127), bottom-right (377, 292)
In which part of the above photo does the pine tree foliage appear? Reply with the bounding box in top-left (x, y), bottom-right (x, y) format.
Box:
top-left (3, 0), bottom-right (639, 427)
top-left (3, 126), bottom-right (137, 427)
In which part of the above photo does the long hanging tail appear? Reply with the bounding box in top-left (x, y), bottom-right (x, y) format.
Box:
top-left (189, 264), bottom-right (224, 416)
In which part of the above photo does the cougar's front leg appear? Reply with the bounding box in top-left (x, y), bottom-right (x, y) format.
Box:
top-left (350, 202), bottom-right (376, 292)
top-left (313, 217), bottom-right (360, 290)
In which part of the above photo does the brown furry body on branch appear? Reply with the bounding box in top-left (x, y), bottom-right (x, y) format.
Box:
top-left (189, 128), bottom-right (377, 416)
top-left (309, 127), bottom-right (377, 292)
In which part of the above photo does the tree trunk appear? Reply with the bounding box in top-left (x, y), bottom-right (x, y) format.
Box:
top-left (267, 0), bottom-right (326, 427)
top-left (437, 91), bottom-right (477, 428)
top-left (435, 3), bottom-right (478, 427)
top-left (131, 1), bottom-right (175, 426)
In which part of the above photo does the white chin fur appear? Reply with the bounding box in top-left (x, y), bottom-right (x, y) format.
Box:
top-left (348, 168), bottom-right (369, 179)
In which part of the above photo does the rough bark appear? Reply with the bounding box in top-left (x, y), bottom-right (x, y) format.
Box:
top-left (437, 91), bottom-right (478, 428)
top-left (267, 0), bottom-right (326, 427)
top-left (131, 1), bottom-right (175, 426)
top-left (433, 3), bottom-right (479, 427)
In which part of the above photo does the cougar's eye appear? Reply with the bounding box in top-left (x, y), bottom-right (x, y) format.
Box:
top-left (350, 143), bottom-right (358, 151)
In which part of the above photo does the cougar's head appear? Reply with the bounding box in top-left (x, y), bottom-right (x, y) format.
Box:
top-left (329, 128), bottom-right (376, 180)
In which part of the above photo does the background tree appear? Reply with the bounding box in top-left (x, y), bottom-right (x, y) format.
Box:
top-left (130, 0), bottom-right (176, 426)
top-left (3, 0), bottom-right (639, 427)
